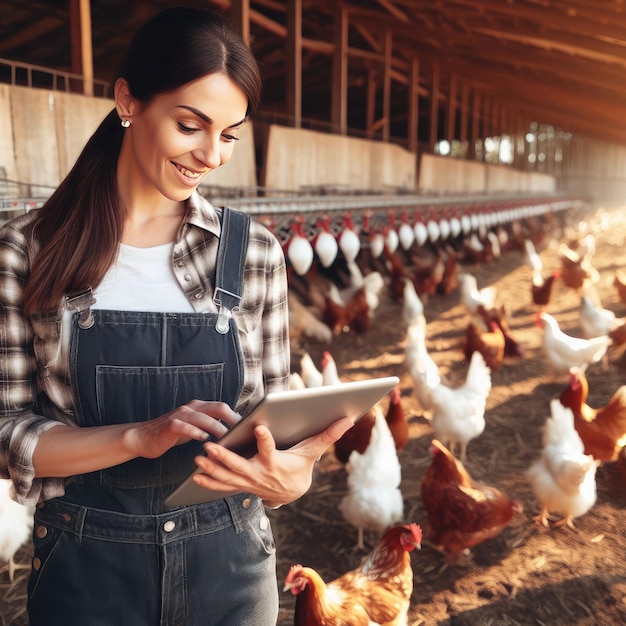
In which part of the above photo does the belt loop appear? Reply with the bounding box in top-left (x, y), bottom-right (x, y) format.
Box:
top-left (74, 506), bottom-right (88, 543)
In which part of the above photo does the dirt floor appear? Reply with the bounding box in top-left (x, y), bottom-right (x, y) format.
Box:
top-left (2, 203), bottom-right (626, 625)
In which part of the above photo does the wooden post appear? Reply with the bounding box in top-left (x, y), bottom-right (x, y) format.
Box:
top-left (408, 57), bottom-right (419, 153)
top-left (382, 30), bottom-right (392, 142)
top-left (429, 62), bottom-right (439, 151)
top-left (70, 0), bottom-right (93, 96)
top-left (446, 74), bottom-right (457, 147)
top-left (230, 0), bottom-right (251, 45)
top-left (331, 5), bottom-right (349, 135)
top-left (286, 0), bottom-right (302, 128)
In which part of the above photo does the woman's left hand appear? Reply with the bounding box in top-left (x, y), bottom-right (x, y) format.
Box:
top-left (192, 416), bottom-right (355, 507)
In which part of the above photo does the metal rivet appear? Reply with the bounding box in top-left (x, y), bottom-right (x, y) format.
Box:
top-left (260, 516), bottom-right (269, 531)
top-left (242, 498), bottom-right (251, 509)
top-left (36, 525), bottom-right (48, 539)
top-left (183, 273), bottom-right (191, 281)
top-left (194, 292), bottom-right (203, 299)
top-left (33, 557), bottom-right (41, 571)
top-left (164, 520), bottom-right (176, 532)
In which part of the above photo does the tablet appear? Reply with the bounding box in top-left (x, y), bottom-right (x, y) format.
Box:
top-left (164, 375), bottom-right (399, 507)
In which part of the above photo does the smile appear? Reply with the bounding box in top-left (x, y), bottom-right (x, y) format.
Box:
top-left (173, 163), bottom-right (202, 179)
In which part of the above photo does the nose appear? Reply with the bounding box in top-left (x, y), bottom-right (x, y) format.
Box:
top-left (194, 137), bottom-right (222, 170)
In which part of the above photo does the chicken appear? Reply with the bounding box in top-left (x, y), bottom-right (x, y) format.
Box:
top-left (531, 270), bottom-right (561, 308)
top-left (339, 406), bottom-right (404, 550)
top-left (458, 272), bottom-right (497, 317)
top-left (463, 318), bottom-right (505, 372)
top-left (402, 277), bottom-right (425, 327)
top-left (559, 368), bottom-right (626, 462)
top-left (321, 350), bottom-right (341, 386)
top-left (524, 239), bottom-right (560, 307)
top-left (300, 351), bottom-right (323, 388)
top-left (579, 295), bottom-right (624, 339)
top-left (436, 245), bottom-right (459, 296)
top-left (404, 318), bottom-right (441, 413)
top-left (284, 523), bottom-right (422, 626)
top-left (613, 269), bottom-right (626, 305)
top-left (0, 479), bottom-right (34, 582)
top-left (429, 351), bottom-right (492, 463)
top-left (385, 386), bottom-right (409, 452)
top-left (420, 439), bottom-right (522, 563)
top-left (537, 312), bottom-right (611, 375)
top-left (527, 399), bottom-right (600, 529)
top-left (476, 303), bottom-right (523, 358)
top-left (558, 240), bottom-right (599, 291)
top-left (323, 284), bottom-right (371, 335)
top-left (288, 292), bottom-right (333, 347)
top-left (333, 387), bottom-right (407, 464)
top-left (289, 371), bottom-right (307, 390)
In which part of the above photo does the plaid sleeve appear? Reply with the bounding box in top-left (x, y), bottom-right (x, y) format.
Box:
top-left (0, 221), bottom-right (67, 504)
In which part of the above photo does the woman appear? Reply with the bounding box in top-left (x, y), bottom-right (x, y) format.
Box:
top-left (0, 7), bottom-right (353, 625)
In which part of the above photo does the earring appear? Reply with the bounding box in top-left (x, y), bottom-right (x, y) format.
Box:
top-left (121, 119), bottom-right (131, 128)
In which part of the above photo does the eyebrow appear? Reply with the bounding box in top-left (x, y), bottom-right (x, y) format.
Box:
top-left (176, 105), bottom-right (246, 128)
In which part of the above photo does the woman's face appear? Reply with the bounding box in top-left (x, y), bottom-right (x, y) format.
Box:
top-left (118, 73), bottom-right (249, 203)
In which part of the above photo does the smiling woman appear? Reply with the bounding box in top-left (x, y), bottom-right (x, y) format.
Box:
top-left (0, 6), bottom-right (355, 626)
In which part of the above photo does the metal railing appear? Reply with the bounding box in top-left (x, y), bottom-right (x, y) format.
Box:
top-left (0, 57), bottom-right (111, 97)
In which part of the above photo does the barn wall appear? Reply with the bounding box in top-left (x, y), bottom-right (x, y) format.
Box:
top-left (262, 125), bottom-right (416, 193)
top-left (1, 85), bottom-right (258, 197)
top-left (560, 137), bottom-right (626, 208)
top-left (418, 154), bottom-right (556, 195)
top-left (3, 85), bottom-right (625, 208)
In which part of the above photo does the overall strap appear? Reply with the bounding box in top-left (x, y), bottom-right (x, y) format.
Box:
top-left (213, 206), bottom-right (250, 334)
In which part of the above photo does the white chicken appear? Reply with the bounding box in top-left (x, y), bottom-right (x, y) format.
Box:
top-left (404, 317), bottom-right (440, 414)
top-left (429, 351), bottom-right (491, 463)
top-left (459, 272), bottom-right (497, 317)
top-left (579, 295), bottom-right (624, 339)
top-left (321, 350), bottom-right (342, 386)
top-left (0, 478), bottom-right (34, 582)
top-left (527, 399), bottom-right (600, 529)
top-left (402, 277), bottom-right (425, 327)
top-left (538, 312), bottom-right (611, 375)
top-left (299, 351), bottom-right (323, 388)
top-left (339, 405), bottom-right (404, 550)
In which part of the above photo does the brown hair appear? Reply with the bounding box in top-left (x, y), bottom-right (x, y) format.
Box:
top-left (22, 7), bottom-right (262, 314)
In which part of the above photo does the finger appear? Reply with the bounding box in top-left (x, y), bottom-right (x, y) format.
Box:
top-left (253, 425), bottom-right (277, 459)
top-left (187, 400), bottom-right (242, 427)
top-left (292, 416), bottom-right (355, 459)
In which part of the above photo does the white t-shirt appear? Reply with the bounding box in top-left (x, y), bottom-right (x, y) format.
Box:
top-left (93, 242), bottom-right (195, 312)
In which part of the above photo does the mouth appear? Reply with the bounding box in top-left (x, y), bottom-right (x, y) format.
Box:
top-left (172, 162), bottom-right (203, 180)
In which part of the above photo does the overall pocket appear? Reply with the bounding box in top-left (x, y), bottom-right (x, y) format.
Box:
top-left (95, 363), bottom-right (224, 488)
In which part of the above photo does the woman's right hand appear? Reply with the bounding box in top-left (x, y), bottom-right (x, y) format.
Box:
top-left (125, 401), bottom-right (242, 460)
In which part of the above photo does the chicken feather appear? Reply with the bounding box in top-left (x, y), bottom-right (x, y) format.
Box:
top-left (527, 399), bottom-right (600, 529)
top-left (538, 312), bottom-right (611, 375)
top-left (340, 406), bottom-right (404, 550)
top-left (429, 351), bottom-right (491, 463)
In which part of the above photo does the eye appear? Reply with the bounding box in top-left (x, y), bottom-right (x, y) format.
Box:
top-left (221, 133), bottom-right (240, 143)
top-left (178, 122), bottom-right (200, 134)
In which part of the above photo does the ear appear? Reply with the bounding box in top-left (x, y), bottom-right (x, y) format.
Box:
top-left (114, 78), bottom-right (139, 121)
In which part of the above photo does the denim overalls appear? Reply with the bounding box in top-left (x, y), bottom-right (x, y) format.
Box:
top-left (27, 209), bottom-right (279, 626)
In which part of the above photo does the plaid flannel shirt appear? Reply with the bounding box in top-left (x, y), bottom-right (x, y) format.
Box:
top-left (0, 192), bottom-right (290, 504)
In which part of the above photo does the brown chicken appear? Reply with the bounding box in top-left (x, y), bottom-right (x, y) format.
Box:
top-left (476, 304), bottom-right (523, 358)
top-left (283, 523), bottom-right (422, 626)
top-left (322, 286), bottom-right (370, 335)
top-left (614, 269), bottom-right (626, 305)
top-left (420, 439), bottom-right (523, 562)
top-left (463, 319), bottom-right (506, 372)
top-left (558, 242), bottom-right (598, 291)
top-left (559, 368), bottom-right (626, 462)
top-left (333, 386), bottom-right (408, 463)
top-left (532, 269), bottom-right (561, 307)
